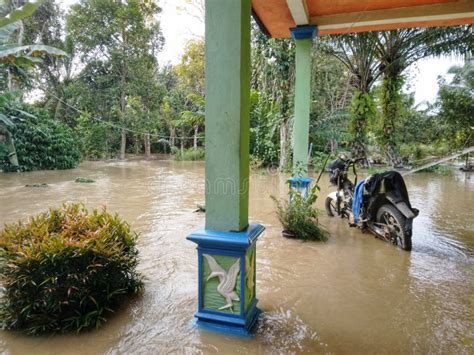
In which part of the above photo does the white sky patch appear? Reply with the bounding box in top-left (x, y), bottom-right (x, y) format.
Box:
top-left (58, 0), bottom-right (461, 106)
top-left (159, 0), bottom-right (204, 66)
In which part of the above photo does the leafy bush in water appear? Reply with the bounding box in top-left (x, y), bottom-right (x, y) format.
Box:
top-left (0, 203), bottom-right (143, 334)
top-left (0, 104), bottom-right (81, 172)
top-left (172, 146), bottom-right (205, 161)
top-left (272, 185), bottom-right (328, 241)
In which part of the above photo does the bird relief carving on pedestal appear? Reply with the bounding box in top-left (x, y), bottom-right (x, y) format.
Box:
top-left (203, 254), bottom-right (240, 312)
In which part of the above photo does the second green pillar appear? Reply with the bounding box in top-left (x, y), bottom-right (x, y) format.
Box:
top-left (290, 26), bottom-right (317, 175)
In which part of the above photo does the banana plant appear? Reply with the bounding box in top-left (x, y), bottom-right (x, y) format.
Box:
top-left (0, 91), bottom-right (20, 168)
top-left (0, 0), bottom-right (67, 66)
top-left (0, 1), bottom-right (66, 170)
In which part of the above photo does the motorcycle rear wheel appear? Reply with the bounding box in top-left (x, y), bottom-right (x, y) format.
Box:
top-left (325, 197), bottom-right (337, 217)
top-left (376, 204), bottom-right (412, 251)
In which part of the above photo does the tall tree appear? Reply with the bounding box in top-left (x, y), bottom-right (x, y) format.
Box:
top-left (436, 59), bottom-right (474, 154)
top-left (252, 24), bottom-right (295, 169)
top-left (67, 0), bottom-right (163, 159)
top-left (175, 39), bottom-right (205, 150)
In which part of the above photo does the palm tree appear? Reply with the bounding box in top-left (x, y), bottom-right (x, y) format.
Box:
top-left (324, 33), bottom-right (381, 162)
top-left (373, 26), bottom-right (473, 167)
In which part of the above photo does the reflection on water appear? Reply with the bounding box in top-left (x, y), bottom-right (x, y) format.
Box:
top-left (0, 161), bottom-right (472, 354)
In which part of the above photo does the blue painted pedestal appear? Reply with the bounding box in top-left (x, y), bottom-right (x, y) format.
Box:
top-left (287, 177), bottom-right (314, 200)
top-left (187, 224), bottom-right (264, 336)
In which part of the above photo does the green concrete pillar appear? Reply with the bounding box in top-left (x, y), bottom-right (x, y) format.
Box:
top-left (187, 0), bottom-right (263, 335)
top-left (204, 0), bottom-right (251, 232)
top-left (291, 26), bottom-right (317, 175)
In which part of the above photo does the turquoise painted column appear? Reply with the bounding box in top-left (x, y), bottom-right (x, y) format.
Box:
top-left (187, 0), bottom-right (263, 336)
top-left (291, 26), bottom-right (317, 175)
top-left (204, 0), bottom-right (250, 232)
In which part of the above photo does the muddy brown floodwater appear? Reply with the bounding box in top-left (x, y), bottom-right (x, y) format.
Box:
top-left (0, 160), bottom-right (472, 354)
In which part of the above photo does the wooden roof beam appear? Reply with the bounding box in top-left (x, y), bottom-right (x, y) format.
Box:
top-left (311, 0), bottom-right (474, 35)
top-left (287, 0), bottom-right (309, 25)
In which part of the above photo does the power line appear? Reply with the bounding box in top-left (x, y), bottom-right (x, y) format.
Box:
top-left (42, 88), bottom-right (204, 141)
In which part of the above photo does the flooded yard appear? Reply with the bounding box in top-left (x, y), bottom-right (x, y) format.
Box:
top-left (0, 160), bottom-right (472, 354)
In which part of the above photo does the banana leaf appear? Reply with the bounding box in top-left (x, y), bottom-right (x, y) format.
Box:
top-left (0, 112), bottom-right (13, 126)
top-left (0, 1), bottom-right (41, 29)
top-left (0, 44), bottom-right (67, 60)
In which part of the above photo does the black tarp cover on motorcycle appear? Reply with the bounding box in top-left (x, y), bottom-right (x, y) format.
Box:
top-left (364, 171), bottom-right (412, 208)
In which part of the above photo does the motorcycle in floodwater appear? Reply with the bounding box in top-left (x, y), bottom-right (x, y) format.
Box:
top-left (325, 156), bottom-right (419, 251)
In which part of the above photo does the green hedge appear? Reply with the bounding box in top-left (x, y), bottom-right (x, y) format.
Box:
top-left (0, 204), bottom-right (143, 334)
top-left (1, 104), bottom-right (82, 172)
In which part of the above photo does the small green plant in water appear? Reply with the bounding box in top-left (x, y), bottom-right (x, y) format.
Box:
top-left (75, 177), bottom-right (95, 183)
top-left (272, 184), bottom-right (328, 242)
top-left (25, 183), bottom-right (48, 188)
top-left (0, 203), bottom-right (143, 334)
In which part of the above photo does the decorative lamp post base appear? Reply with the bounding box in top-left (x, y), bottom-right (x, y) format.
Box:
top-left (187, 224), bottom-right (264, 336)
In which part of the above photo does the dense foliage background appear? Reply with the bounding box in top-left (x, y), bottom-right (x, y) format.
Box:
top-left (1, 103), bottom-right (81, 171)
top-left (0, 0), bottom-right (472, 172)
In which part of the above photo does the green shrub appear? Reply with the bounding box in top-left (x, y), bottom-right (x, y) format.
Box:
top-left (400, 143), bottom-right (451, 162)
top-left (272, 185), bottom-right (328, 241)
top-left (172, 147), bottom-right (205, 161)
top-left (0, 104), bottom-right (82, 172)
top-left (419, 164), bottom-right (452, 175)
top-left (0, 203), bottom-right (143, 334)
top-left (75, 113), bottom-right (117, 160)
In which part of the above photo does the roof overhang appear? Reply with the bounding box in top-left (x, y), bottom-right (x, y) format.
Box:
top-left (252, 0), bottom-right (474, 38)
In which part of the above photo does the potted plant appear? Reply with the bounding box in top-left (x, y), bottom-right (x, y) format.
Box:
top-left (272, 184), bottom-right (328, 241)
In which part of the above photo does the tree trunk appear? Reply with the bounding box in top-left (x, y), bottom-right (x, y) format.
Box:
top-left (193, 125), bottom-right (198, 150)
top-left (134, 136), bottom-right (140, 154)
top-left (6, 132), bottom-right (19, 169)
top-left (54, 99), bottom-right (63, 121)
top-left (329, 139), bottom-right (338, 155)
top-left (144, 133), bottom-right (151, 159)
top-left (170, 127), bottom-right (176, 148)
top-left (279, 119), bottom-right (290, 170)
top-left (349, 90), bottom-right (372, 164)
top-left (120, 128), bottom-right (126, 160)
top-left (118, 58), bottom-right (127, 160)
top-left (7, 69), bottom-right (13, 91)
top-left (381, 72), bottom-right (404, 168)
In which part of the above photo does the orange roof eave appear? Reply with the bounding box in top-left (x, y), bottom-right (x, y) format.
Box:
top-left (252, 0), bottom-right (474, 38)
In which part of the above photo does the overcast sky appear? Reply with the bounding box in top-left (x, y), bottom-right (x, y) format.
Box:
top-left (60, 0), bottom-right (462, 106)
